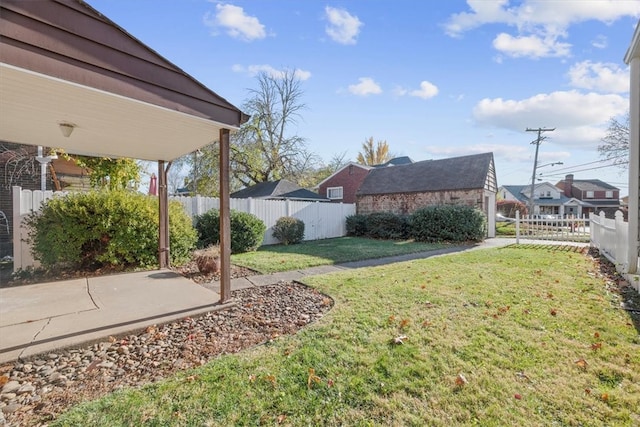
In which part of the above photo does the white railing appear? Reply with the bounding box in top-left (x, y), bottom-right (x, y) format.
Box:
top-left (589, 211), bottom-right (630, 271)
top-left (12, 187), bottom-right (356, 271)
top-left (513, 211), bottom-right (590, 243)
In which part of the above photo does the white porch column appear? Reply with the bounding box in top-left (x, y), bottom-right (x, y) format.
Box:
top-left (626, 26), bottom-right (640, 274)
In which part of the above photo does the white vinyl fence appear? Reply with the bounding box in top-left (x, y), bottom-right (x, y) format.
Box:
top-left (11, 187), bottom-right (355, 271)
top-left (512, 211), bottom-right (590, 243)
top-left (168, 195), bottom-right (355, 245)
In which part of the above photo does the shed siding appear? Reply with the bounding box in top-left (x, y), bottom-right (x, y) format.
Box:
top-left (357, 189), bottom-right (484, 215)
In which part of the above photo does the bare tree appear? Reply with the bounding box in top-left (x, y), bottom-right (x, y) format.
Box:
top-left (598, 113), bottom-right (629, 170)
top-left (230, 69), bottom-right (314, 187)
top-left (356, 137), bottom-right (392, 165)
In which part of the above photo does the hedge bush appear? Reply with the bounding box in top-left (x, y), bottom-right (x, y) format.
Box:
top-left (345, 214), bottom-right (369, 237)
top-left (25, 191), bottom-right (196, 269)
top-left (272, 216), bottom-right (305, 245)
top-left (409, 205), bottom-right (485, 242)
top-left (366, 212), bottom-right (409, 240)
top-left (346, 212), bottom-right (408, 240)
top-left (194, 209), bottom-right (266, 253)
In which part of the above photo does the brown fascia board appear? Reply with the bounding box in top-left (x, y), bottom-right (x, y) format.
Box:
top-left (0, 0), bottom-right (247, 126)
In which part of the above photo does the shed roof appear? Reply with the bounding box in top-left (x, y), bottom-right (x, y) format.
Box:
top-left (0, 0), bottom-right (246, 161)
top-left (357, 152), bottom-right (494, 196)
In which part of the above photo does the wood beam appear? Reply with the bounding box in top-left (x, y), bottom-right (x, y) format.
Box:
top-left (158, 160), bottom-right (170, 269)
top-left (219, 128), bottom-right (231, 302)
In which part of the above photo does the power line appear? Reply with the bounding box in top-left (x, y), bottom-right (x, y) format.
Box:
top-left (526, 127), bottom-right (555, 215)
top-left (538, 161), bottom-right (629, 178)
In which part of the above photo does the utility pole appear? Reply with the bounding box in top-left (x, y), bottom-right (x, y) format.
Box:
top-left (526, 127), bottom-right (555, 217)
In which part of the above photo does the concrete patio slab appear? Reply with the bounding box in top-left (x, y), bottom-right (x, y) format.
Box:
top-left (0, 279), bottom-right (95, 326)
top-left (0, 270), bottom-right (233, 364)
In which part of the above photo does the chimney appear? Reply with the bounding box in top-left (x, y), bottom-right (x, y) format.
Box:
top-left (563, 174), bottom-right (574, 197)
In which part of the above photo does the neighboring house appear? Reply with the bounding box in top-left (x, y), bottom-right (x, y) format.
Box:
top-left (356, 152), bottom-right (497, 236)
top-left (231, 179), bottom-right (329, 202)
top-left (498, 182), bottom-right (583, 217)
top-left (316, 156), bottom-right (413, 203)
top-left (49, 157), bottom-right (91, 191)
top-left (555, 174), bottom-right (622, 218)
top-left (0, 142), bottom-right (94, 258)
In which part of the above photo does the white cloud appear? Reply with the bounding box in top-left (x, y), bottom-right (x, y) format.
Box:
top-left (204, 3), bottom-right (266, 41)
top-left (472, 90), bottom-right (628, 147)
top-left (444, 0), bottom-right (640, 58)
top-left (325, 6), bottom-right (363, 45)
top-left (348, 77), bottom-right (382, 96)
top-left (393, 81), bottom-right (439, 99)
top-left (591, 34), bottom-right (608, 49)
top-left (232, 64), bottom-right (311, 81)
top-left (492, 33), bottom-right (570, 58)
top-left (567, 61), bottom-right (629, 93)
top-left (410, 81), bottom-right (439, 99)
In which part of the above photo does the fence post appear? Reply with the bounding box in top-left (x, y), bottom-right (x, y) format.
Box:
top-left (615, 210), bottom-right (627, 272)
top-left (515, 210), bottom-right (520, 244)
top-left (589, 212), bottom-right (595, 245)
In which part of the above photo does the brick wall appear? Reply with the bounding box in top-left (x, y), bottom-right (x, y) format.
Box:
top-left (357, 189), bottom-right (484, 215)
top-left (0, 143), bottom-right (48, 257)
top-left (319, 165), bottom-right (370, 203)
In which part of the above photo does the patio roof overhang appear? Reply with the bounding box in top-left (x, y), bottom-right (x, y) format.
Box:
top-left (0, 63), bottom-right (239, 161)
top-left (0, 0), bottom-right (246, 302)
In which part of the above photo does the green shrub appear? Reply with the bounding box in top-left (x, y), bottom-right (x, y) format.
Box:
top-left (194, 209), bottom-right (266, 253)
top-left (346, 214), bottom-right (368, 236)
top-left (25, 191), bottom-right (196, 269)
top-left (365, 212), bottom-right (409, 240)
top-left (272, 216), bottom-right (305, 245)
top-left (409, 205), bottom-right (485, 242)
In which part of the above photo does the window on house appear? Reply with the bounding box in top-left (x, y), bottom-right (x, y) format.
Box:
top-left (327, 186), bottom-right (343, 200)
top-left (586, 191), bottom-right (594, 199)
top-left (605, 190), bottom-right (613, 198)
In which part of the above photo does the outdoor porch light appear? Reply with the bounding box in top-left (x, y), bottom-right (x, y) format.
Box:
top-left (58, 122), bottom-right (75, 137)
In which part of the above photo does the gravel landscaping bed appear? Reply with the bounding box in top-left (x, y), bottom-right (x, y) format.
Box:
top-left (0, 272), bottom-right (333, 426)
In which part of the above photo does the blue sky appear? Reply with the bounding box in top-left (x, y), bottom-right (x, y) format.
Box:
top-left (88, 0), bottom-right (639, 195)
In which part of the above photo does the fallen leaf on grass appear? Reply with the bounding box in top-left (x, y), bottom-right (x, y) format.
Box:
top-left (591, 342), bottom-right (602, 351)
top-left (575, 358), bottom-right (588, 370)
top-left (399, 319), bottom-right (410, 329)
top-left (264, 374), bottom-right (277, 387)
top-left (0, 376), bottom-right (8, 387)
top-left (550, 308), bottom-right (558, 316)
top-left (277, 414), bottom-right (287, 424)
top-left (601, 393), bottom-right (609, 402)
top-left (307, 368), bottom-right (321, 389)
top-left (392, 335), bottom-right (408, 345)
top-left (514, 393), bottom-right (522, 400)
top-left (594, 332), bottom-right (600, 338)
top-left (455, 373), bottom-right (468, 387)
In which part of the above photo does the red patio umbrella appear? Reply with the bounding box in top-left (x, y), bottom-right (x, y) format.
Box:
top-left (148, 173), bottom-right (158, 196)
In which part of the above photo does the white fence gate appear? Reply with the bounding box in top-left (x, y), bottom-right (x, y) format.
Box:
top-left (11, 187), bottom-right (355, 271)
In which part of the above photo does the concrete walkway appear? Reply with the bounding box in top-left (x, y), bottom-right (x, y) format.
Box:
top-left (0, 238), bottom-right (586, 364)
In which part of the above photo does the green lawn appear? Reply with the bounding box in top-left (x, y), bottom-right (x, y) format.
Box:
top-left (54, 246), bottom-right (640, 426)
top-left (231, 236), bottom-right (449, 273)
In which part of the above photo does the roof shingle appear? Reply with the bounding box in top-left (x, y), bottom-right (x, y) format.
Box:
top-left (357, 153), bottom-right (494, 196)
